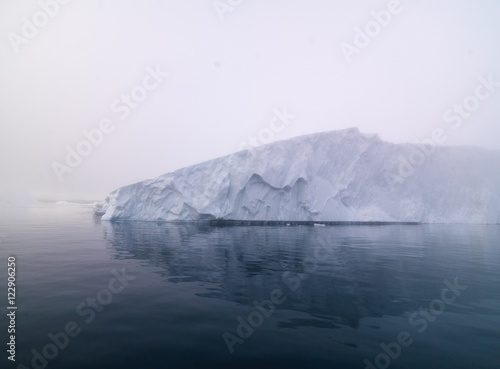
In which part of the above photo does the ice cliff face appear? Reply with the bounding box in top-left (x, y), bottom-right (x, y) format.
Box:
top-left (97, 128), bottom-right (500, 224)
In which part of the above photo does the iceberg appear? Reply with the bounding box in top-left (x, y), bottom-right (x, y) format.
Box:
top-left (97, 128), bottom-right (500, 224)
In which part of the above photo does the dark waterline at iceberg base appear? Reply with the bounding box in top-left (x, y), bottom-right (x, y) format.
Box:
top-left (1, 206), bottom-right (499, 369)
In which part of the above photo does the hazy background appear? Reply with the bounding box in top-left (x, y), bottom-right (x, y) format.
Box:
top-left (1, 0), bottom-right (499, 201)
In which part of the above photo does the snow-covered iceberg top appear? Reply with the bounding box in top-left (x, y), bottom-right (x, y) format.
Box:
top-left (97, 128), bottom-right (500, 224)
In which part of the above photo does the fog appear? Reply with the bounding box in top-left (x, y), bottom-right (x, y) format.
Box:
top-left (1, 0), bottom-right (499, 201)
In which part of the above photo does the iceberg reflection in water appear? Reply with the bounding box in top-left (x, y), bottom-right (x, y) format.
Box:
top-left (4, 205), bottom-right (497, 369)
top-left (98, 220), bottom-right (500, 368)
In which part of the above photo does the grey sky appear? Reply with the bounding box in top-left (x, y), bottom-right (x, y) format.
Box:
top-left (1, 0), bottom-right (499, 200)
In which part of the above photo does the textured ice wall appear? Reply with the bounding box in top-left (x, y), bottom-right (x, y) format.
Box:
top-left (97, 128), bottom-right (500, 224)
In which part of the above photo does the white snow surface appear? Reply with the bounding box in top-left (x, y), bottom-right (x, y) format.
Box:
top-left (98, 128), bottom-right (500, 224)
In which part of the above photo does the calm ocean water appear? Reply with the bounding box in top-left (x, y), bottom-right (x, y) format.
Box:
top-left (0, 205), bottom-right (499, 369)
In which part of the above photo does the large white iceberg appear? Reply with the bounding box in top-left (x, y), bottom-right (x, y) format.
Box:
top-left (97, 128), bottom-right (500, 224)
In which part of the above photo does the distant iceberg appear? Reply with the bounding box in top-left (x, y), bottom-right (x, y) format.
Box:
top-left (54, 200), bottom-right (97, 208)
top-left (96, 128), bottom-right (500, 224)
